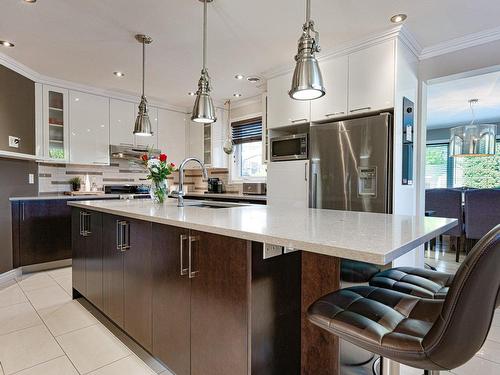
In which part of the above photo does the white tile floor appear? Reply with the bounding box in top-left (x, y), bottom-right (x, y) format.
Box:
top-left (1, 264), bottom-right (498, 375)
top-left (0, 268), bottom-right (171, 375)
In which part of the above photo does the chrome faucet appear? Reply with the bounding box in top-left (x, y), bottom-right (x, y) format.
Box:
top-left (173, 157), bottom-right (208, 207)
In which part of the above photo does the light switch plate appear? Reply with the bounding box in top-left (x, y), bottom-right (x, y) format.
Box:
top-left (263, 243), bottom-right (283, 259)
top-left (28, 174), bottom-right (35, 184)
top-left (9, 136), bottom-right (20, 148)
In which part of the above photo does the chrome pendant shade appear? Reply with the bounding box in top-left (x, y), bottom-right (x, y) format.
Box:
top-left (192, 0), bottom-right (217, 124)
top-left (134, 34), bottom-right (153, 136)
top-left (289, 0), bottom-right (325, 101)
top-left (449, 99), bottom-right (497, 157)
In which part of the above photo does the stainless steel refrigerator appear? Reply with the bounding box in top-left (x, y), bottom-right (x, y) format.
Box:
top-left (309, 113), bottom-right (393, 214)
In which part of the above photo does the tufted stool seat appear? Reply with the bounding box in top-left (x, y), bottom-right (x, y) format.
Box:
top-left (341, 259), bottom-right (381, 283)
top-left (307, 224), bottom-right (500, 373)
top-left (369, 267), bottom-right (454, 299)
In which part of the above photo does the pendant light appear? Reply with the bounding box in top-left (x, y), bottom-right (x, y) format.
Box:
top-left (289, 0), bottom-right (325, 101)
top-left (223, 100), bottom-right (234, 154)
top-left (449, 99), bottom-right (497, 157)
top-left (133, 34), bottom-right (153, 136)
top-left (191, 0), bottom-right (217, 124)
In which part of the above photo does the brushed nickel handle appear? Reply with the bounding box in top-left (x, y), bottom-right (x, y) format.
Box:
top-left (80, 211), bottom-right (84, 236)
top-left (116, 220), bottom-right (122, 250)
top-left (350, 107), bottom-right (372, 113)
top-left (325, 112), bottom-right (345, 117)
top-left (21, 202), bottom-right (25, 221)
top-left (304, 162), bottom-right (308, 181)
top-left (121, 221), bottom-right (130, 251)
top-left (80, 212), bottom-right (91, 237)
top-left (180, 234), bottom-right (188, 276)
top-left (188, 235), bottom-right (200, 279)
top-left (291, 118), bottom-right (308, 124)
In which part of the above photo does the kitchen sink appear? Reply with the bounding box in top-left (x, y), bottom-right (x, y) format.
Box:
top-left (185, 201), bottom-right (248, 209)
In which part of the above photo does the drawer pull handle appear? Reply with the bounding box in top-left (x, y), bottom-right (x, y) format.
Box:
top-left (350, 107), bottom-right (372, 113)
top-left (325, 112), bottom-right (345, 117)
top-left (188, 236), bottom-right (200, 279)
top-left (291, 118), bottom-right (308, 124)
top-left (180, 234), bottom-right (188, 276)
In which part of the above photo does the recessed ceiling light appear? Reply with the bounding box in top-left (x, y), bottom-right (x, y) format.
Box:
top-left (24, 0), bottom-right (37, 3)
top-left (233, 93), bottom-right (242, 98)
top-left (246, 76), bottom-right (261, 83)
top-left (0, 40), bottom-right (14, 48)
top-left (390, 14), bottom-right (407, 23)
top-left (113, 71), bottom-right (125, 77)
top-left (234, 74), bottom-right (244, 80)
top-left (188, 92), bottom-right (196, 96)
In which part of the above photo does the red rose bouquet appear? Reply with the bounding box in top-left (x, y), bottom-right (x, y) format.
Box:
top-left (141, 153), bottom-right (176, 203)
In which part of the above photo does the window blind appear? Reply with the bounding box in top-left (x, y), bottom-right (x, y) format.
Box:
top-left (231, 117), bottom-right (262, 145)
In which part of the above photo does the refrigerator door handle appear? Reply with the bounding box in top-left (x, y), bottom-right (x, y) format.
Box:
top-left (312, 172), bottom-right (318, 208)
top-left (304, 162), bottom-right (308, 181)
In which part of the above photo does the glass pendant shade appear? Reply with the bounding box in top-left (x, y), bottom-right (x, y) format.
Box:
top-left (134, 95), bottom-right (153, 136)
top-left (449, 124), bottom-right (497, 157)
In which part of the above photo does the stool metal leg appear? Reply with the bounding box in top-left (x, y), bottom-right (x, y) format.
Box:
top-left (424, 370), bottom-right (440, 375)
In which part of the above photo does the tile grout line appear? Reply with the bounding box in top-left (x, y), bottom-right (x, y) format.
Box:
top-left (79, 354), bottom-right (136, 375)
top-left (14, 278), bottom-right (82, 375)
top-left (9, 355), bottom-right (67, 375)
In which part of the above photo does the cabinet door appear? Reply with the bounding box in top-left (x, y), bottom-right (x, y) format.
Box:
top-left (210, 108), bottom-right (228, 168)
top-left (311, 55), bottom-right (348, 122)
top-left (348, 40), bottom-right (395, 114)
top-left (267, 72), bottom-right (310, 129)
top-left (135, 106), bottom-right (158, 149)
top-left (85, 211), bottom-right (103, 310)
top-left (110, 99), bottom-right (135, 146)
top-left (69, 91), bottom-right (110, 165)
top-left (152, 224), bottom-right (191, 375)
top-left (20, 200), bottom-right (72, 266)
top-left (102, 214), bottom-right (124, 328)
top-left (71, 208), bottom-right (86, 295)
top-left (188, 120), bottom-right (204, 161)
top-left (43, 85), bottom-right (69, 161)
top-left (267, 160), bottom-right (309, 208)
top-left (190, 231), bottom-right (250, 375)
top-left (157, 109), bottom-right (187, 165)
top-left (123, 218), bottom-right (153, 351)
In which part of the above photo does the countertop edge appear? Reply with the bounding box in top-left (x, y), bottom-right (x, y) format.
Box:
top-left (67, 200), bottom-right (458, 265)
top-left (10, 194), bottom-right (118, 201)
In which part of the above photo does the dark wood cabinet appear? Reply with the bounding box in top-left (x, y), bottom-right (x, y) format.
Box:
top-left (190, 230), bottom-right (250, 375)
top-left (102, 214), bottom-right (125, 327)
top-left (13, 200), bottom-right (72, 267)
top-left (71, 208), bottom-right (103, 309)
top-left (152, 224), bottom-right (191, 375)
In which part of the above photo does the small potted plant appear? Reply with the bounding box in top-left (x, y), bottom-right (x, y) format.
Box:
top-left (140, 153), bottom-right (176, 203)
top-left (69, 177), bottom-right (82, 192)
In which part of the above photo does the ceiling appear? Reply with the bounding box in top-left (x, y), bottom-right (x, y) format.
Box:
top-left (427, 70), bottom-right (500, 129)
top-left (2, 0), bottom-right (500, 109)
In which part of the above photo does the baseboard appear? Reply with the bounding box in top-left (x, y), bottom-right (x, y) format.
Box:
top-left (21, 259), bottom-right (72, 274)
top-left (0, 268), bottom-right (22, 284)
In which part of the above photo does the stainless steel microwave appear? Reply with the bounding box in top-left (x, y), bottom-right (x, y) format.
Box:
top-left (270, 133), bottom-right (308, 162)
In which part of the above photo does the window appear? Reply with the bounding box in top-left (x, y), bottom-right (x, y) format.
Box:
top-left (425, 141), bottom-right (500, 189)
top-left (230, 117), bottom-right (266, 180)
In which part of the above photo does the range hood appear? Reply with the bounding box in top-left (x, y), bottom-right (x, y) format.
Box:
top-left (110, 145), bottom-right (161, 161)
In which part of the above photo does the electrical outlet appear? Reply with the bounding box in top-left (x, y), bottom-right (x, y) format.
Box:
top-left (9, 136), bottom-right (20, 148)
top-left (28, 174), bottom-right (35, 184)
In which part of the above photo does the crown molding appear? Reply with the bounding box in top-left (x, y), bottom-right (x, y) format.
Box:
top-left (262, 25), bottom-right (420, 80)
top-left (0, 52), bottom-right (188, 114)
top-left (420, 25), bottom-right (500, 60)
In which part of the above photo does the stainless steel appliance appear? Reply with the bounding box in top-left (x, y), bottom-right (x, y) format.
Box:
top-left (109, 145), bottom-right (161, 161)
top-left (104, 184), bottom-right (150, 199)
top-left (309, 113), bottom-right (392, 214)
top-left (242, 182), bottom-right (267, 195)
top-left (207, 178), bottom-right (222, 194)
top-left (270, 133), bottom-right (308, 162)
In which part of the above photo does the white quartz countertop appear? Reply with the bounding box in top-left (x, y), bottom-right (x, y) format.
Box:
top-left (68, 198), bottom-right (457, 265)
top-left (9, 194), bottom-right (119, 202)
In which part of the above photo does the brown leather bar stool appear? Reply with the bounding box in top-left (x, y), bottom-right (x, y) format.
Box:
top-left (307, 225), bottom-right (500, 375)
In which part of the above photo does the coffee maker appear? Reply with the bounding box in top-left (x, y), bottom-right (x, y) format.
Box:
top-left (207, 178), bottom-right (223, 194)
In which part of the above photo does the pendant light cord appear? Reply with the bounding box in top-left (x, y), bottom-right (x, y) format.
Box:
top-left (203, 0), bottom-right (207, 71)
top-left (305, 0), bottom-right (311, 23)
top-left (142, 40), bottom-right (146, 96)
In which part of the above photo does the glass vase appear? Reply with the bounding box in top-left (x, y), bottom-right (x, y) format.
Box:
top-left (150, 179), bottom-right (168, 204)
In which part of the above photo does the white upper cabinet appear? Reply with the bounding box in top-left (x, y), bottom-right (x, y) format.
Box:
top-left (311, 55), bottom-right (348, 122)
top-left (210, 108), bottom-right (228, 168)
top-left (267, 71), bottom-right (310, 129)
top-left (134, 105), bottom-right (158, 149)
top-left (348, 39), bottom-right (395, 114)
top-left (188, 119), bottom-right (204, 162)
top-left (157, 108), bottom-right (187, 166)
top-left (110, 99), bottom-right (135, 146)
top-left (42, 85), bottom-right (69, 161)
top-left (69, 91), bottom-right (110, 165)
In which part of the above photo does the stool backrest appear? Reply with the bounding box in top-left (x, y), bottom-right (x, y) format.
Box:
top-left (464, 189), bottom-right (500, 239)
top-left (425, 189), bottom-right (463, 237)
top-left (423, 224), bottom-right (500, 369)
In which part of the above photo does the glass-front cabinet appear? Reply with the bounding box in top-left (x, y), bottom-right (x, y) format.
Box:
top-left (42, 85), bottom-right (69, 161)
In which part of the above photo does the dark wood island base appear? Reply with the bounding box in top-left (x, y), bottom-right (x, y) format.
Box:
top-left (72, 207), bottom-right (341, 375)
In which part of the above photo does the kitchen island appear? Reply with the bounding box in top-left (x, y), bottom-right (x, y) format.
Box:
top-left (68, 199), bottom-right (456, 375)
